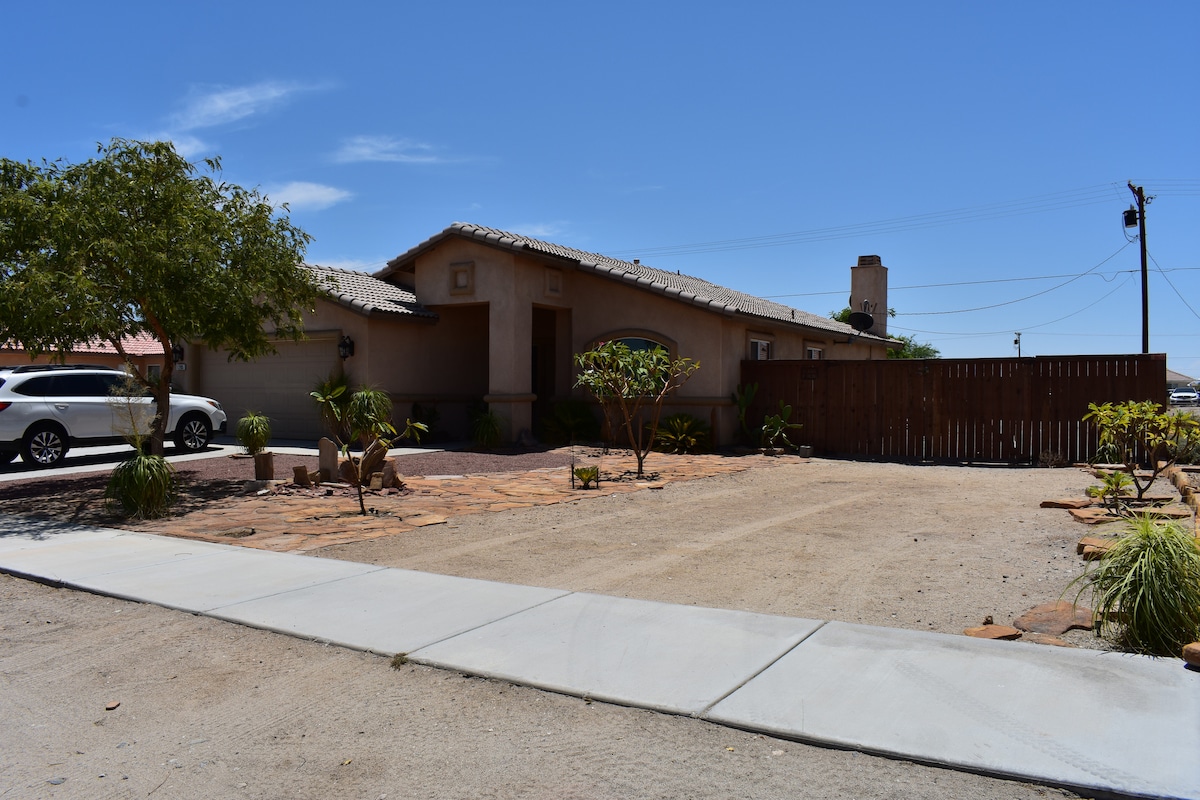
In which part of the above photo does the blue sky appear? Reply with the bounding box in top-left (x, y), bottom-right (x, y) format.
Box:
top-left (4, 2), bottom-right (1198, 375)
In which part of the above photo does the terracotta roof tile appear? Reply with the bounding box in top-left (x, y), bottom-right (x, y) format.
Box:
top-left (383, 222), bottom-right (891, 341)
top-left (304, 263), bottom-right (437, 319)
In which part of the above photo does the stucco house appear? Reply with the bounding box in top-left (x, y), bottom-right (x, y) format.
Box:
top-left (1, 332), bottom-right (167, 377)
top-left (179, 223), bottom-right (898, 445)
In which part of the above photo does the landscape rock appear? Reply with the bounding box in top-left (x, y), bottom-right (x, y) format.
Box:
top-left (1068, 507), bottom-right (1119, 524)
top-left (1013, 601), bottom-right (1093, 634)
top-left (1021, 632), bottom-right (1074, 647)
top-left (1040, 497), bottom-right (1093, 509)
top-left (1076, 535), bottom-right (1118, 555)
top-left (380, 458), bottom-right (398, 489)
top-left (963, 624), bottom-right (1021, 640)
top-left (1183, 642), bottom-right (1200, 668)
top-left (318, 437), bottom-right (339, 482)
top-left (292, 465), bottom-right (311, 487)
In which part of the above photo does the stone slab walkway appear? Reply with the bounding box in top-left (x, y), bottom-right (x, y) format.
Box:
top-left (126, 451), bottom-right (799, 552)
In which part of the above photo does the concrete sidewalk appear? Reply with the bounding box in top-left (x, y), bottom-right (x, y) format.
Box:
top-left (1, 515), bottom-right (1197, 800)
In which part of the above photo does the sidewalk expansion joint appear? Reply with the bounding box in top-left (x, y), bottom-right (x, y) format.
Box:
top-left (695, 619), bottom-right (830, 719)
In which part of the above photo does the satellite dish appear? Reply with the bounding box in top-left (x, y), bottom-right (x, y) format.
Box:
top-left (847, 311), bottom-right (874, 332)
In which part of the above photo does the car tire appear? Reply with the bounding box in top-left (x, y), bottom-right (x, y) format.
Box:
top-left (22, 423), bottom-right (68, 467)
top-left (174, 413), bottom-right (212, 453)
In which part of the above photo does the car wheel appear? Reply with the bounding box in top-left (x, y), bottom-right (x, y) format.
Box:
top-left (22, 423), bottom-right (68, 467)
top-left (174, 414), bottom-right (212, 453)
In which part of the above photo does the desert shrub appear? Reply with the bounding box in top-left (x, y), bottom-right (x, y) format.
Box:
top-left (411, 403), bottom-right (442, 440)
top-left (541, 399), bottom-right (601, 445)
top-left (470, 406), bottom-right (503, 449)
top-left (654, 413), bottom-right (710, 454)
top-left (572, 465), bottom-right (600, 489)
top-left (1068, 516), bottom-right (1200, 656)
top-left (761, 401), bottom-right (801, 450)
top-left (105, 453), bottom-right (176, 519)
top-left (236, 411), bottom-right (271, 455)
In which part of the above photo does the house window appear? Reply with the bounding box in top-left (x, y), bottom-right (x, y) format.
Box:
top-left (807, 347), bottom-right (824, 360)
top-left (449, 261), bottom-right (475, 295)
top-left (544, 268), bottom-right (563, 297)
top-left (616, 337), bottom-right (666, 353)
top-left (750, 339), bottom-right (772, 360)
top-left (147, 364), bottom-right (162, 384)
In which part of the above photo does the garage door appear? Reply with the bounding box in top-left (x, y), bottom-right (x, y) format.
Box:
top-left (195, 337), bottom-right (340, 441)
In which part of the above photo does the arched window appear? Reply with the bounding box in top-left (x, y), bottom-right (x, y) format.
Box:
top-left (614, 336), bottom-right (666, 353)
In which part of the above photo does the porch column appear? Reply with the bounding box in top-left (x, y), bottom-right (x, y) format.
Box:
top-left (485, 301), bottom-right (533, 442)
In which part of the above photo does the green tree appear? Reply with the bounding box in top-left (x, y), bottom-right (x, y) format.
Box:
top-left (574, 341), bottom-right (699, 478)
top-left (1083, 400), bottom-right (1200, 500)
top-left (0, 139), bottom-right (320, 455)
top-left (829, 307), bottom-right (939, 359)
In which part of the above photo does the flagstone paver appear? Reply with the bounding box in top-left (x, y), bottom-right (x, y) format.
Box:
top-left (124, 451), bottom-right (802, 552)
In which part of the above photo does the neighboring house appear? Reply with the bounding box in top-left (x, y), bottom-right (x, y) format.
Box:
top-left (0, 332), bottom-right (167, 378)
top-left (1167, 369), bottom-right (1196, 391)
top-left (181, 223), bottom-right (899, 444)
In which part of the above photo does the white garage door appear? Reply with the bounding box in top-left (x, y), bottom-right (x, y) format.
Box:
top-left (196, 337), bottom-right (340, 441)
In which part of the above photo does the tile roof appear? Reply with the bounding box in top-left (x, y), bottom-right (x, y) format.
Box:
top-left (2, 332), bottom-right (164, 356)
top-left (382, 222), bottom-right (891, 341)
top-left (304, 263), bottom-right (437, 320)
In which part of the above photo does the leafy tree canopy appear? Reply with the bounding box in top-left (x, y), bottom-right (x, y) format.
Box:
top-left (829, 306), bottom-right (940, 359)
top-left (0, 139), bottom-right (322, 452)
top-left (574, 341), bottom-right (699, 477)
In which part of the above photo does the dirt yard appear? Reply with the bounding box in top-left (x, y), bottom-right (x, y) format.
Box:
top-left (0, 452), bottom-right (1131, 798)
top-left (315, 457), bottom-right (1105, 644)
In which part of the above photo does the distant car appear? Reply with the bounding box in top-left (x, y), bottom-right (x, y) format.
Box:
top-left (1168, 387), bottom-right (1199, 406)
top-left (0, 365), bottom-right (227, 467)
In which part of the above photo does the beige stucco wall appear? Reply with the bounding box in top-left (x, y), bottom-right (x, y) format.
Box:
top-left (402, 239), bottom-right (889, 444)
top-left (193, 238), bottom-right (892, 445)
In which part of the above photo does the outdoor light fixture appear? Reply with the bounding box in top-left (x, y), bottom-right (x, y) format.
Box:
top-left (171, 343), bottom-right (185, 363)
top-left (338, 335), bottom-right (355, 360)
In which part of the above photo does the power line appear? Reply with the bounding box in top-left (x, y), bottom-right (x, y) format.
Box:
top-left (895, 242), bottom-right (1133, 316)
top-left (606, 181), bottom-right (1198, 259)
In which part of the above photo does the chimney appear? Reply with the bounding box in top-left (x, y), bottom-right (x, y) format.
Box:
top-left (849, 255), bottom-right (888, 337)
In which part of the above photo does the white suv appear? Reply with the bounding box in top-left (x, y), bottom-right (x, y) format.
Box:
top-left (0, 365), bottom-right (228, 467)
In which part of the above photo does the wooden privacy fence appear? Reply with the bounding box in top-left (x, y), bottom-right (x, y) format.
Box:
top-left (741, 354), bottom-right (1167, 464)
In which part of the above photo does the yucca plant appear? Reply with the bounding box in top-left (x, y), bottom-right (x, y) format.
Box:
top-left (1068, 516), bottom-right (1200, 656)
top-left (105, 453), bottom-right (177, 519)
top-left (236, 411), bottom-right (272, 455)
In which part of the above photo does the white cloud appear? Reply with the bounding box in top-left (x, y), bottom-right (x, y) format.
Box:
top-left (131, 132), bottom-right (213, 158)
top-left (266, 181), bottom-right (353, 212)
top-left (172, 81), bottom-right (307, 131)
top-left (508, 221), bottom-right (570, 239)
top-left (334, 135), bottom-right (445, 164)
top-left (312, 257), bottom-right (386, 273)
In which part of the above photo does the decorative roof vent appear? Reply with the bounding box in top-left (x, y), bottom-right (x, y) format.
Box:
top-left (857, 255), bottom-right (882, 267)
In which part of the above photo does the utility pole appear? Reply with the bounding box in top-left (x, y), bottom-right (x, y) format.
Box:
top-left (1127, 182), bottom-right (1149, 354)
top-left (1013, 331), bottom-right (1021, 357)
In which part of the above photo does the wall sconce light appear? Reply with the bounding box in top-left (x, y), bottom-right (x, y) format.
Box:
top-left (338, 335), bottom-right (355, 360)
top-left (171, 343), bottom-right (185, 363)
